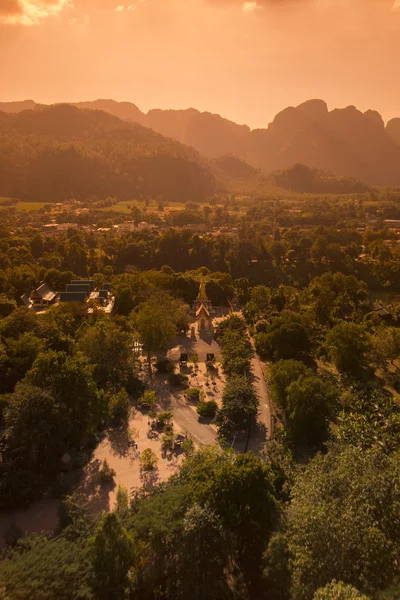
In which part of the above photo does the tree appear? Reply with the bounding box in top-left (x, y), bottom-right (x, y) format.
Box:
top-left (371, 327), bottom-right (400, 371)
top-left (215, 375), bottom-right (258, 437)
top-left (78, 321), bottom-right (137, 389)
top-left (108, 389), bottom-right (130, 425)
top-left (325, 323), bottom-right (371, 374)
top-left (180, 448), bottom-right (279, 592)
top-left (257, 312), bottom-right (311, 361)
top-left (132, 297), bottom-right (184, 376)
top-left (269, 359), bottom-right (312, 411)
top-left (172, 504), bottom-right (228, 600)
top-left (90, 512), bottom-right (134, 599)
top-left (285, 375), bottom-right (338, 448)
top-left (24, 350), bottom-right (101, 445)
top-left (287, 445), bottom-right (400, 599)
top-left (313, 581), bottom-right (370, 600)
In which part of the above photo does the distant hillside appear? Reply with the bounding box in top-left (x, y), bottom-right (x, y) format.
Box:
top-left (2, 98), bottom-right (400, 185)
top-left (0, 105), bottom-right (219, 202)
top-left (272, 163), bottom-right (372, 194)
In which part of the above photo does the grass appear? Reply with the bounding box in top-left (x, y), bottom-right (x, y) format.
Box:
top-left (15, 202), bottom-right (48, 212)
top-left (97, 199), bottom-right (187, 215)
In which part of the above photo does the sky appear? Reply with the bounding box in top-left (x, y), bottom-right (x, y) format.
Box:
top-left (0, 0), bottom-right (399, 129)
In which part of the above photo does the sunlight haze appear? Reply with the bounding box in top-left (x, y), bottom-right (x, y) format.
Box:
top-left (0, 0), bottom-right (399, 127)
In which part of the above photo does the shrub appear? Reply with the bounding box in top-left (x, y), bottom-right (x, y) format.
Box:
top-left (186, 387), bottom-right (203, 402)
top-left (108, 389), bottom-right (130, 424)
top-left (168, 372), bottom-right (189, 387)
top-left (137, 390), bottom-right (157, 409)
top-left (155, 358), bottom-right (175, 374)
top-left (156, 411), bottom-right (173, 426)
top-left (197, 400), bottom-right (218, 419)
top-left (139, 448), bottom-right (158, 471)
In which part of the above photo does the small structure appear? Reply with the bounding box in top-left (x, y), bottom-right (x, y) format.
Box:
top-left (21, 282), bottom-right (56, 312)
top-left (194, 281), bottom-right (213, 333)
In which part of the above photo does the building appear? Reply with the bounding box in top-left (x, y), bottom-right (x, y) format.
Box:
top-left (193, 281), bottom-right (213, 333)
top-left (59, 279), bottom-right (115, 316)
top-left (21, 283), bottom-right (57, 313)
top-left (118, 221), bottom-right (136, 233)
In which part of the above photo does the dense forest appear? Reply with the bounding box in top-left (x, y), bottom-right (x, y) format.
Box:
top-left (0, 105), bottom-right (218, 202)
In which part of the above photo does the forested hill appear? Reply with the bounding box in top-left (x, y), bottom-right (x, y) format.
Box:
top-left (3, 98), bottom-right (400, 185)
top-left (272, 164), bottom-right (372, 194)
top-left (0, 105), bottom-right (219, 202)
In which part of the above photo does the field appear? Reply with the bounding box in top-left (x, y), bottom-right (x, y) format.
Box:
top-left (15, 201), bottom-right (48, 212)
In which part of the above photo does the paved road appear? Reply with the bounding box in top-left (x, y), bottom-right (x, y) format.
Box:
top-left (171, 396), bottom-right (218, 446)
top-left (246, 339), bottom-right (273, 452)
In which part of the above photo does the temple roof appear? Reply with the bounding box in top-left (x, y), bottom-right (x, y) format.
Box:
top-left (196, 303), bottom-right (210, 318)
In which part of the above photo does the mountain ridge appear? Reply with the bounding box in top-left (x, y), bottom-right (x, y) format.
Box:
top-left (1, 98), bottom-right (400, 185)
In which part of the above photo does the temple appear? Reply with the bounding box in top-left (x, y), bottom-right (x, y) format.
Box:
top-left (194, 281), bottom-right (213, 333)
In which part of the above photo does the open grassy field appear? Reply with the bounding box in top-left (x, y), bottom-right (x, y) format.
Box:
top-left (97, 199), bottom-right (188, 215)
top-left (15, 201), bottom-right (48, 212)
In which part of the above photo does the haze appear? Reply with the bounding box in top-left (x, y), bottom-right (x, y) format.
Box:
top-left (0, 0), bottom-right (399, 128)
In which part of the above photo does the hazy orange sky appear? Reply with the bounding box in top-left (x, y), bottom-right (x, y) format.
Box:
top-left (0, 0), bottom-right (399, 128)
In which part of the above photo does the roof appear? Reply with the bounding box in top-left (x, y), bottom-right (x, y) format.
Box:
top-left (66, 283), bottom-right (91, 297)
top-left (71, 280), bottom-right (95, 292)
top-left (21, 293), bottom-right (32, 307)
top-left (33, 283), bottom-right (56, 302)
top-left (196, 303), bottom-right (210, 318)
top-left (59, 292), bottom-right (87, 303)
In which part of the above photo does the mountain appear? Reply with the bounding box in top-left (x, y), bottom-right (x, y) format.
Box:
top-left (0, 104), bottom-right (218, 202)
top-left (1, 98), bottom-right (400, 185)
top-left (272, 163), bottom-right (372, 194)
top-left (387, 118), bottom-right (400, 147)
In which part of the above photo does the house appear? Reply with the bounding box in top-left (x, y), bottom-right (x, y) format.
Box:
top-left (118, 221), bottom-right (136, 233)
top-left (21, 283), bottom-right (57, 312)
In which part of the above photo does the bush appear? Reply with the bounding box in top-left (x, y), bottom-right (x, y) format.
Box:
top-left (155, 358), bottom-right (175, 374)
top-left (186, 387), bottom-right (203, 402)
top-left (139, 448), bottom-right (158, 471)
top-left (197, 400), bottom-right (218, 419)
top-left (156, 411), bottom-right (173, 426)
top-left (137, 390), bottom-right (157, 409)
top-left (168, 372), bottom-right (189, 387)
top-left (108, 389), bottom-right (130, 424)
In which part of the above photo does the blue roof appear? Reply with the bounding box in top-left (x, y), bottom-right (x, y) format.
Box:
top-left (71, 279), bottom-right (95, 292)
top-left (66, 284), bottom-right (91, 296)
top-left (59, 292), bottom-right (87, 303)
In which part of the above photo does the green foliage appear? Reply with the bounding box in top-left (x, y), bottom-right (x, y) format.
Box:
top-left (0, 532), bottom-right (94, 600)
top-left (137, 390), bottom-right (157, 408)
top-left (269, 359), bottom-right (312, 410)
top-left (325, 322), bottom-right (371, 374)
top-left (168, 372), bottom-right (189, 387)
top-left (0, 105), bottom-right (216, 203)
top-left (186, 387), bottom-right (202, 402)
top-left (313, 581), bottom-right (370, 600)
top-left (287, 445), bottom-right (400, 599)
top-left (285, 375), bottom-right (338, 448)
top-left (257, 311), bottom-right (311, 361)
top-left (196, 400), bottom-right (217, 419)
top-left (24, 350), bottom-right (101, 445)
top-left (216, 375), bottom-right (258, 437)
top-left (90, 512), bottom-right (134, 599)
top-left (335, 386), bottom-right (400, 451)
top-left (139, 448), bottom-right (159, 471)
top-left (78, 321), bottom-right (137, 389)
top-left (108, 389), bottom-right (130, 425)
